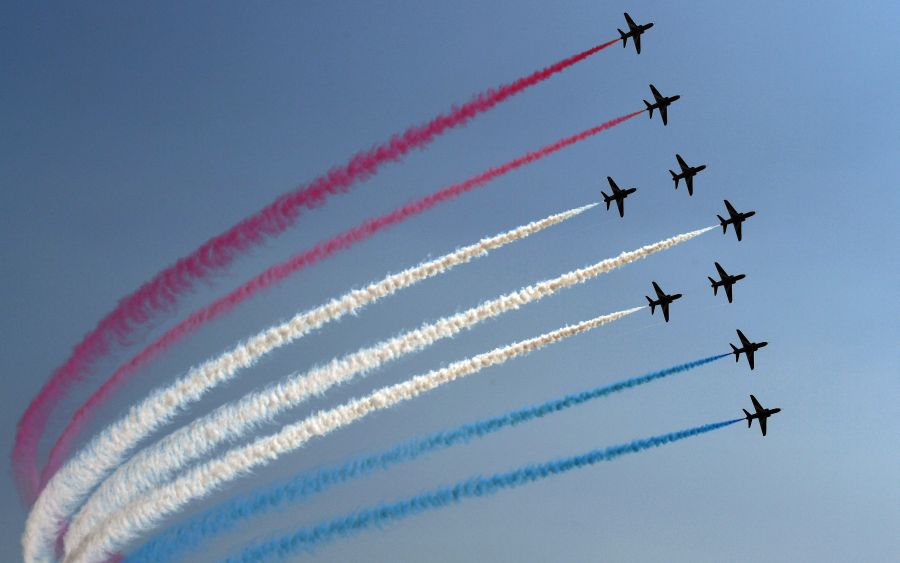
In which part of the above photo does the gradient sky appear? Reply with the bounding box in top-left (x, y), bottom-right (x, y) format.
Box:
top-left (1, 2), bottom-right (898, 561)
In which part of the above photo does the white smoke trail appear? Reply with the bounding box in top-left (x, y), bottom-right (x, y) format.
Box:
top-left (63, 226), bottom-right (714, 555)
top-left (21, 204), bottom-right (594, 563)
top-left (66, 306), bottom-right (642, 563)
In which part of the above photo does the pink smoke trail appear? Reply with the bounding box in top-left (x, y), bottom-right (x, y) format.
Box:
top-left (39, 109), bottom-right (643, 490)
top-left (13, 38), bottom-right (619, 502)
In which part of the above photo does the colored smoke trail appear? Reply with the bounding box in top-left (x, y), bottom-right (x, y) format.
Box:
top-left (29, 109), bottom-right (646, 563)
top-left (225, 419), bottom-right (741, 562)
top-left (128, 354), bottom-right (728, 563)
top-left (65, 308), bottom-right (640, 563)
top-left (39, 108), bottom-right (642, 494)
top-left (76, 223), bottom-right (708, 542)
top-left (22, 203), bottom-right (593, 563)
top-left (14, 37), bottom-right (619, 502)
top-left (65, 224), bottom-right (707, 555)
top-left (43, 204), bottom-right (593, 484)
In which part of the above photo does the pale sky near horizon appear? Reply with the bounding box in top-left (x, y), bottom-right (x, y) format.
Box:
top-left (1, 2), bottom-right (897, 561)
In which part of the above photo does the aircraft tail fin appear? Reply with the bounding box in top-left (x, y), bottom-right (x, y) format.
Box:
top-left (708, 277), bottom-right (718, 294)
top-left (743, 409), bottom-right (752, 426)
top-left (645, 295), bottom-right (656, 314)
top-left (717, 215), bottom-right (728, 232)
top-left (669, 170), bottom-right (679, 188)
top-left (601, 191), bottom-right (611, 209)
top-left (731, 343), bottom-right (740, 360)
top-left (618, 29), bottom-right (627, 46)
top-left (643, 99), bottom-right (653, 118)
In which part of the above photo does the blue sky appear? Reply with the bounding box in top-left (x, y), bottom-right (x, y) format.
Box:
top-left (1, 2), bottom-right (898, 561)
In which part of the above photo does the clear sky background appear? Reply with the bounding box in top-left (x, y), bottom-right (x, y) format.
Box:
top-left (1, 2), bottom-right (898, 561)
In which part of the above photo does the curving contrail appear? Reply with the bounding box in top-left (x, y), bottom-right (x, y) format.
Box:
top-left (18, 202), bottom-right (592, 563)
top-left (224, 420), bottom-right (741, 561)
top-left (127, 353), bottom-right (729, 563)
top-left (224, 420), bottom-right (740, 562)
top-left (14, 37), bottom-right (620, 502)
top-left (64, 226), bottom-right (710, 556)
top-left (39, 108), bottom-right (642, 491)
top-left (66, 307), bottom-right (642, 563)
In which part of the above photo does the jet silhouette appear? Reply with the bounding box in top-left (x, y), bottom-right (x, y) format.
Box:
top-left (730, 329), bottom-right (768, 370)
top-left (708, 262), bottom-right (745, 303)
top-left (643, 84), bottom-right (680, 126)
top-left (645, 281), bottom-right (682, 322)
top-left (717, 199), bottom-right (756, 241)
top-left (743, 394), bottom-right (781, 436)
top-left (618, 12), bottom-right (654, 54)
top-left (670, 153), bottom-right (707, 196)
top-left (601, 176), bottom-right (637, 218)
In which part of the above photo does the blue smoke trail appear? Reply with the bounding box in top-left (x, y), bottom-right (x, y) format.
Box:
top-left (228, 418), bottom-right (741, 562)
top-left (127, 354), bottom-right (728, 563)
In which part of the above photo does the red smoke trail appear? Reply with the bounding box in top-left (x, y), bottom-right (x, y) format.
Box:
top-left (13, 38), bottom-right (619, 502)
top-left (39, 109), bottom-right (643, 489)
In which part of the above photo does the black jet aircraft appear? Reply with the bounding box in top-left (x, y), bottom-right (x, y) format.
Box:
top-left (717, 199), bottom-right (756, 241)
top-left (743, 394), bottom-right (781, 436)
top-left (645, 281), bottom-right (682, 322)
top-left (601, 176), bottom-right (637, 218)
top-left (643, 84), bottom-right (680, 126)
top-left (730, 329), bottom-right (768, 370)
top-left (618, 12), bottom-right (654, 54)
top-left (708, 262), bottom-right (745, 303)
top-left (669, 154), bottom-right (707, 196)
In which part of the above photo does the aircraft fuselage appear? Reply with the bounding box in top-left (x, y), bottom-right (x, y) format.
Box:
top-left (714, 273), bottom-right (745, 287)
top-left (674, 165), bottom-right (705, 181)
top-left (723, 213), bottom-right (754, 227)
top-left (623, 23), bottom-right (653, 39)
top-left (747, 408), bottom-right (781, 422)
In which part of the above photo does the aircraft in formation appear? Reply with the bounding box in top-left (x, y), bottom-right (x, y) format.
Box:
top-left (718, 200), bottom-right (756, 241)
top-left (730, 329), bottom-right (768, 370)
top-left (743, 395), bottom-right (781, 436)
top-left (608, 19), bottom-right (777, 434)
top-left (645, 281), bottom-right (682, 323)
top-left (618, 12), bottom-right (654, 54)
top-left (670, 154), bottom-right (707, 196)
top-left (708, 262), bottom-right (745, 303)
top-left (644, 84), bottom-right (680, 126)
top-left (601, 176), bottom-right (637, 217)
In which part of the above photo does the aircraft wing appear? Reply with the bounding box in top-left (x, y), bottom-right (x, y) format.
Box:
top-left (633, 32), bottom-right (642, 54)
top-left (615, 197), bottom-right (625, 218)
top-left (750, 394), bottom-right (763, 412)
top-left (624, 12), bottom-right (637, 29)
top-left (659, 104), bottom-right (668, 125)
top-left (759, 415), bottom-right (767, 436)
top-left (676, 153), bottom-right (689, 171)
top-left (650, 84), bottom-right (662, 101)
top-left (684, 174), bottom-right (693, 195)
top-left (715, 262), bottom-right (728, 277)
top-left (724, 199), bottom-right (738, 216)
top-left (746, 350), bottom-right (755, 370)
top-left (734, 220), bottom-right (743, 241)
top-left (652, 281), bottom-right (665, 299)
top-left (737, 329), bottom-right (751, 347)
top-left (607, 176), bottom-right (619, 193)
top-left (724, 282), bottom-right (734, 303)
top-left (661, 302), bottom-right (670, 322)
